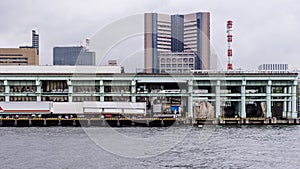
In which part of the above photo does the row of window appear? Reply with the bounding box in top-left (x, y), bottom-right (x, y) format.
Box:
top-left (161, 69), bottom-right (190, 73)
top-left (161, 64), bottom-right (194, 68)
top-left (161, 58), bottom-right (194, 63)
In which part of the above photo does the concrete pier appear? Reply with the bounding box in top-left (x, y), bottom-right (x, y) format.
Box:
top-left (0, 117), bottom-right (299, 127)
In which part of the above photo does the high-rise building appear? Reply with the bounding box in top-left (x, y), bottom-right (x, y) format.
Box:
top-left (144, 12), bottom-right (210, 73)
top-left (32, 30), bottom-right (39, 54)
top-left (53, 46), bottom-right (95, 65)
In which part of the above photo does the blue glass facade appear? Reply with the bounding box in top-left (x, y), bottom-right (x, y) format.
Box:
top-left (171, 15), bottom-right (184, 52)
top-left (53, 46), bottom-right (95, 65)
top-left (196, 13), bottom-right (202, 70)
top-left (152, 13), bottom-right (158, 73)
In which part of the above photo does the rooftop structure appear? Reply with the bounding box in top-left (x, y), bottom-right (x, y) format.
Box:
top-left (258, 63), bottom-right (289, 71)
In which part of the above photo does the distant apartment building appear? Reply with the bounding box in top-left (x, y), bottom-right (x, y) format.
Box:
top-left (144, 12), bottom-right (210, 73)
top-left (0, 48), bottom-right (39, 65)
top-left (53, 46), bottom-right (95, 65)
top-left (258, 64), bottom-right (288, 71)
top-left (0, 30), bottom-right (39, 65)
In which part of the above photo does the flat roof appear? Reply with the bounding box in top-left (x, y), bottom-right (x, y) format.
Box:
top-left (0, 65), bottom-right (122, 74)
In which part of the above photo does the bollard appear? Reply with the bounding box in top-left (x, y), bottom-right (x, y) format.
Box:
top-left (73, 120), bottom-right (76, 127)
top-left (14, 119), bottom-right (18, 127)
top-left (29, 119), bottom-right (32, 127)
top-left (58, 120), bottom-right (62, 126)
top-left (146, 120), bottom-right (149, 127)
top-left (161, 119), bottom-right (164, 127)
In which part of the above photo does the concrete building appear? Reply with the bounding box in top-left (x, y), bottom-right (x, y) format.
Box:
top-left (0, 30), bottom-right (39, 65)
top-left (144, 12), bottom-right (210, 73)
top-left (0, 66), bottom-right (297, 119)
top-left (0, 48), bottom-right (39, 65)
top-left (258, 64), bottom-right (289, 71)
top-left (53, 46), bottom-right (95, 65)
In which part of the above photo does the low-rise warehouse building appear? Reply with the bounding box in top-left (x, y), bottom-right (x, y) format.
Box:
top-left (0, 66), bottom-right (297, 119)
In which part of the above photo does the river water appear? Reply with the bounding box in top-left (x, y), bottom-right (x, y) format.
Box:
top-left (0, 125), bottom-right (299, 169)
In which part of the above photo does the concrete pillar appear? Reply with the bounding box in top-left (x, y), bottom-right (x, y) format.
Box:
top-left (187, 80), bottom-right (193, 118)
top-left (68, 80), bottom-right (73, 102)
top-left (4, 80), bottom-right (9, 102)
top-left (131, 80), bottom-right (136, 102)
top-left (241, 81), bottom-right (246, 118)
top-left (283, 87), bottom-right (287, 118)
top-left (36, 80), bottom-right (41, 102)
top-left (292, 82), bottom-right (297, 119)
top-left (100, 80), bottom-right (104, 102)
top-left (288, 86), bottom-right (292, 118)
top-left (266, 80), bottom-right (272, 118)
top-left (215, 80), bottom-right (221, 118)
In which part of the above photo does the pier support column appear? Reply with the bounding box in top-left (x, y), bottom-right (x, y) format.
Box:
top-left (100, 80), bottom-right (104, 102)
top-left (36, 80), bottom-right (41, 101)
top-left (283, 87), bottom-right (287, 118)
top-left (68, 81), bottom-right (73, 102)
top-left (4, 80), bottom-right (9, 102)
top-left (287, 86), bottom-right (292, 118)
top-left (291, 82), bottom-right (297, 119)
top-left (266, 80), bottom-right (272, 118)
top-left (131, 80), bottom-right (136, 102)
top-left (241, 81), bottom-right (246, 118)
top-left (187, 80), bottom-right (193, 118)
top-left (215, 80), bottom-right (221, 118)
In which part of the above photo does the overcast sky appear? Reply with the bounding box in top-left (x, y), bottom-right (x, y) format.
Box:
top-left (0, 0), bottom-right (299, 71)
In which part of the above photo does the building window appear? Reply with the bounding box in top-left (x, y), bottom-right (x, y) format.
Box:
top-left (178, 58), bottom-right (182, 62)
top-left (166, 58), bottom-right (171, 62)
top-left (178, 64), bottom-right (182, 67)
top-left (189, 58), bottom-right (193, 62)
top-left (161, 58), bottom-right (165, 62)
top-left (172, 64), bottom-right (177, 68)
top-left (183, 58), bottom-right (188, 62)
top-left (166, 64), bottom-right (171, 68)
top-left (161, 64), bottom-right (165, 68)
top-left (172, 58), bottom-right (176, 62)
